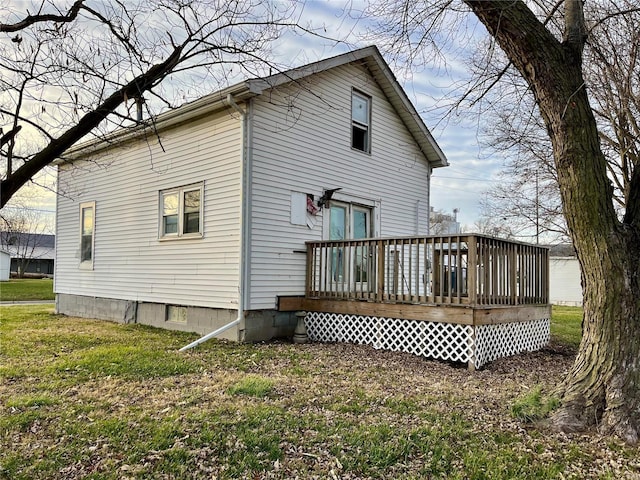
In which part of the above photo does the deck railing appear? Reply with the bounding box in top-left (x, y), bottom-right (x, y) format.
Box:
top-left (305, 234), bottom-right (549, 306)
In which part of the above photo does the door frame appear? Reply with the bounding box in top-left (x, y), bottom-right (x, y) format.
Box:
top-left (321, 193), bottom-right (380, 240)
top-left (321, 194), bottom-right (380, 291)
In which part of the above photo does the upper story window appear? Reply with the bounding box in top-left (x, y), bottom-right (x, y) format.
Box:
top-left (79, 201), bottom-right (95, 268)
top-left (351, 90), bottom-right (371, 153)
top-left (160, 183), bottom-right (203, 239)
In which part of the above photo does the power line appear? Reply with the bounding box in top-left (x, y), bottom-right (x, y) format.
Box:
top-left (1, 205), bottom-right (56, 214)
top-left (432, 175), bottom-right (497, 183)
top-left (430, 182), bottom-right (483, 193)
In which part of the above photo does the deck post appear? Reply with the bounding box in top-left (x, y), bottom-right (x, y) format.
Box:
top-left (544, 248), bottom-right (550, 303)
top-left (306, 242), bottom-right (313, 297)
top-left (509, 243), bottom-right (517, 304)
top-left (377, 240), bottom-right (385, 301)
top-left (467, 324), bottom-right (477, 371)
top-left (467, 235), bottom-right (478, 305)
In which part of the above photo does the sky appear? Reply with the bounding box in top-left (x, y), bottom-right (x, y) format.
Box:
top-left (3, 0), bottom-right (507, 232)
top-left (277, 2), bottom-right (506, 229)
top-left (270, 1), bottom-right (505, 229)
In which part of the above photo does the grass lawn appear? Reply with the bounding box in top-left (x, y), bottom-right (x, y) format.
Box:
top-left (1, 305), bottom-right (638, 480)
top-left (0, 278), bottom-right (54, 302)
top-left (551, 305), bottom-right (583, 348)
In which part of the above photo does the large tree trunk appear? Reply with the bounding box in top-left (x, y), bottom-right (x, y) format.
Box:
top-left (557, 226), bottom-right (640, 443)
top-left (551, 73), bottom-right (640, 443)
top-left (465, 0), bottom-right (640, 443)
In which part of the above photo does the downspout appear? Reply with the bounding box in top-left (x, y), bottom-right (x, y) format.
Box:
top-left (178, 317), bottom-right (241, 351)
top-left (426, 166), bottom-right (432, 236)
top-left (180, 93), bottom-right (248, 351)
top-left (416, 167), bottom-right (432, 236)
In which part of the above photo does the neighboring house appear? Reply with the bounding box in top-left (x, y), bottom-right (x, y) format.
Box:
top-left (55, 46), bottom-right (448, 341)
top-left (548, 244), bottom-right (583, 306)
top-left (0, 251), bottom-right (10, 281)
top-left (0, 232), bottom-right (55, 276)
top-left (55, 46), bottom-right (551, 369)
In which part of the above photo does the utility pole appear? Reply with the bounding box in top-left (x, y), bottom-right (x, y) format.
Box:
top-left (535, 167), bottom-right (540, 244)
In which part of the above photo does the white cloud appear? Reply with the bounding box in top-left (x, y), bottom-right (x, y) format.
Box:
top-left (6, 0), bottom-right (504, 231)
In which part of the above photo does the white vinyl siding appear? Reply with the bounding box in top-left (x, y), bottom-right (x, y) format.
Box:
top-left (549, 257), bottom-right (583, 306)
top-left (248, 62), bottom-right (432, 309)
top-left (55, 110), bottom-right (242, 308)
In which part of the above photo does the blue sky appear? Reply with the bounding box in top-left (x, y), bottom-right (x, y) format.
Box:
top-left (5, 0), bottom-right (506, 230)
top-left (268, 1), bottom-right (504, 228)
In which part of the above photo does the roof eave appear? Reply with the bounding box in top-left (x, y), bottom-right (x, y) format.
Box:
top-left (362, 50), bottom-right (449, 169)
top-left (56, 46), bottom-right (449, 170)
top-left (56, 82), bottom-right (253, 163)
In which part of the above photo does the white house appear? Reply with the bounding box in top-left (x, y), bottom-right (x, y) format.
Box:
top-left (54, 46), bottom-right (449, 341)
top-left (0, 233), bottom-right (55, 277)
top-left (0, 250), bottom-right (10, 281)
top-left (548, 244), bottom-right (583, 306)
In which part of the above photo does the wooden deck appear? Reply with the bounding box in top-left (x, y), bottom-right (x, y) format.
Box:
top-left (279, 296), bottom-right (550, 327)
top-left (278, 234), bottom-right (551, 369)
top-left (279, 234), bottom-right (550, 320)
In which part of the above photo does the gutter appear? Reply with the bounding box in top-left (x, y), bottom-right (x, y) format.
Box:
top-left (426, 166), bottom-right (431, 236)
top-left (180, 93), bottom-right (248, 351)
top-left (56, 83), bottom-right (253, 163)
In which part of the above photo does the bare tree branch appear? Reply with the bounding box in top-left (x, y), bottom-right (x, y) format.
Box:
top-left (1, 0), bottom-right (321, 207)
top-left (0, 0), bottom-right (85, 33)
top-left (1, 46), bottom-right (183, 206)
top-left (0, 127), bottom-right (21, 148)
top-left (587, 6), bottom-right (640, 35)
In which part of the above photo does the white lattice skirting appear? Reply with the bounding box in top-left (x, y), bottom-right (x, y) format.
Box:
top-left (304, 312), bottom-right (550, 369)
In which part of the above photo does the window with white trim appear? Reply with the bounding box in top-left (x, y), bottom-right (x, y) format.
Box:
top-left (351, 90), bottom-right (371, 153)
top-left (79, 201), bottom-right (95, 268)
top-left (160, 183), bottom-right (203, 239)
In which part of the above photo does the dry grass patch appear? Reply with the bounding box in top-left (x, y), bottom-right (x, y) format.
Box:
top-left (1, 306), bottom-right (639, 479)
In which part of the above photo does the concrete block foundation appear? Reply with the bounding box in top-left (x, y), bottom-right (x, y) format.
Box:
top-left (55, 293), bottom-right (298, 342)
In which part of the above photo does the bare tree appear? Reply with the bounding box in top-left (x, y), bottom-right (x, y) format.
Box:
top-left (0, 0), bottom-right (317, 207)
top-left (479, 2), bottom-right (639, 244)
top-left (429, 207), bottom-right (461, 235)
top-left (587, 5), bottom-right (640, 211)
top-left (479, 154), bottom-right (568, 244)
top-left (466, 217), bottom-right (516, 240)
top-left (365, 0), bottom-right (640, 443)
top-left (477, 83), bottom-right (567, 243)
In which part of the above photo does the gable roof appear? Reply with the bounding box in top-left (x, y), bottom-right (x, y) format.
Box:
top-left (546, 243), bottom-right (576, 258)
top-left (245, 46), bottom-right (448, 168)
top-left (64, 46), bottom-right (448, 168)
top-left (0, 232), bottom-right (55, 249)
top-left (0, 233), bottom-right (55, 260)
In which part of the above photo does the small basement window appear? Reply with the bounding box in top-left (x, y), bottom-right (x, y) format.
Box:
top-left (351, 90), bottom-right (371, 153)
top-left (159, 183), bottom-right (203, 239)
top-left (166, 305), bottom-right (187, 324)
